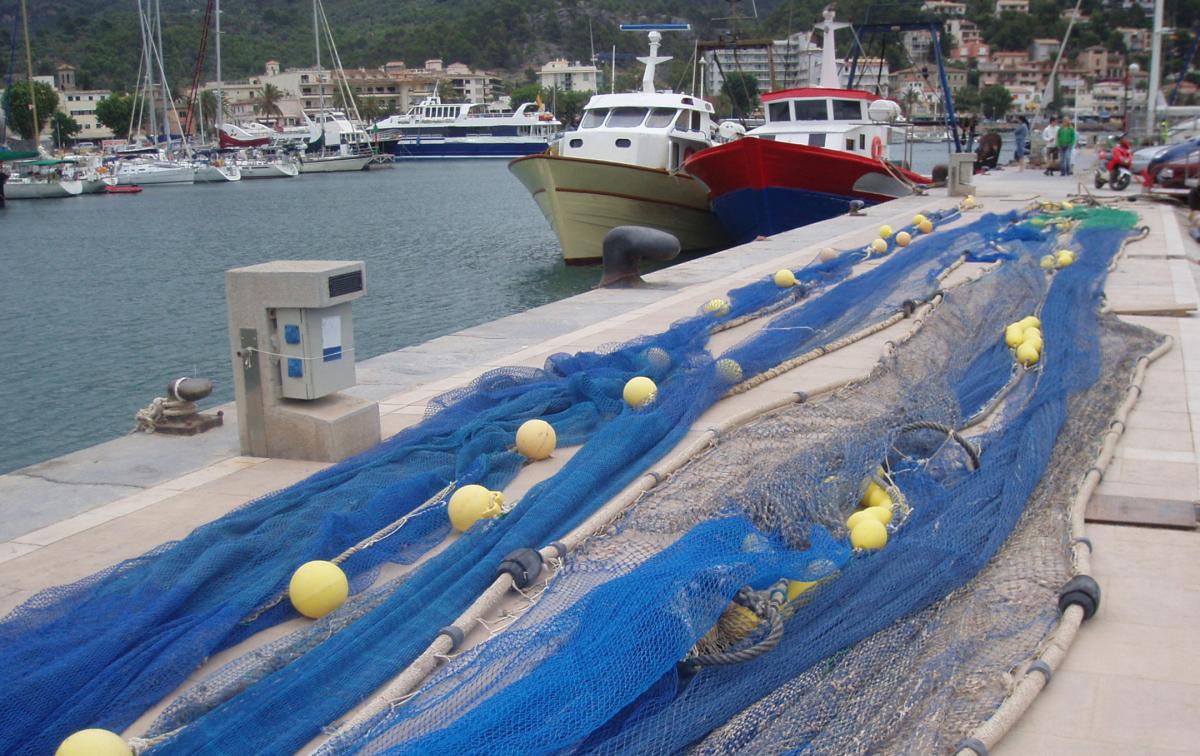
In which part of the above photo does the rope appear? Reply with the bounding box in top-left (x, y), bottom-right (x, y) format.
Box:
top-left (688, 586), bottom-right (786, 667)
top-left (133, 397), bottom-right (198, 433)
top-left (896, 420), bottom-right (981, 470)
top-left (238, 480), bottom-right (458, 626)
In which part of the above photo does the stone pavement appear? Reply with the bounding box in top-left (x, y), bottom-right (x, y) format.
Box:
top-left (1, 153), bottom-right (1197, 753)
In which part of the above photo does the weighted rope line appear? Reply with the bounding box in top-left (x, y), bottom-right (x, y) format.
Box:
top-left (238, 480), bottom-right (457, 626)
top-left (953, 335), bottom-right (1173, 755)
top-left (243, 345), bottom-right (357, 361)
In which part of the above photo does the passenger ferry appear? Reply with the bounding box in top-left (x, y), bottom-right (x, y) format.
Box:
top-left (372, 97), bottom-right (561, 159)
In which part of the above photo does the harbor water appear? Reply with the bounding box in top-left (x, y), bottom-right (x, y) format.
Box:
top-left (0, 141), bottom-right (1016, 475)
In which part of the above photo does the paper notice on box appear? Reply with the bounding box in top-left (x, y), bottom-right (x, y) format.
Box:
top-left (322, 315), bottom-right (342, 362)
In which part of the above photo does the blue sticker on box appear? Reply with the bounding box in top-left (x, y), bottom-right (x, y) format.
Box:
top-left (287, 358), bottom-right (303, 378)
top-left (284, 324), bottom-right (301, 344)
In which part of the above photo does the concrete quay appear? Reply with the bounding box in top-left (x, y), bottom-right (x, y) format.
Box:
top-left (1, 155), bottom-right (1198, 753)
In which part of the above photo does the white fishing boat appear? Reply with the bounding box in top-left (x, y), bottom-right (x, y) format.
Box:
top-left (2, 176), bottom-right (84, 199)
top-left (114, 160), bottom-right (196, 186)
top-left (373, 97), bottom-right (562, 159)
top-left (508, 25), bottom-right (727, 264)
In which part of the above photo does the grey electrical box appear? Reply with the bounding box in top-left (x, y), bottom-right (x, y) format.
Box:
top-left (276, 302), bottom-right (356, 399)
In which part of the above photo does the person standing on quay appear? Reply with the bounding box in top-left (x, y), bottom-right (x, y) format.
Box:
top-left (1057, 117), bottom-right (1077, 176)
top-left (1013, 116), bottom-right (1030, 171)
top-left (1042, 117), bottom-right (1059, 175)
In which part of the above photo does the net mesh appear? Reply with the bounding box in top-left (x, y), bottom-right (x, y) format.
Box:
top-left (320, 209), bottom-right (1158, 755)
top-left (0, 206), bottom-right (1156, 756)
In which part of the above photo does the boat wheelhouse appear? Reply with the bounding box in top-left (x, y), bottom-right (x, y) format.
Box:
top-left (373, 97), bottom-right (561, 159)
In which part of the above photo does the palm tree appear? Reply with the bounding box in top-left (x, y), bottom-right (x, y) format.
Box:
top-left (255, 83), bottom-right (285, 117)
top-left (199, 89), bottom-right (226, 130)
top-left (902, 87), bottom-right (922, 117)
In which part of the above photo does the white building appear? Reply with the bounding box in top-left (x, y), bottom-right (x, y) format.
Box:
top-left (60, 90), bottom-right (113, 139)
top-left (996, 0), bottom-right (1030, 13)
top-left (1029, 38), bottom-right (1060, 63)
top-left (538, 59), bottom-right (600, 93)
top-left (704, 32), bottom-right (822, 98)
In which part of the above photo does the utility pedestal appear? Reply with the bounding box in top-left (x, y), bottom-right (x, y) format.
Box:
top-left (948, 152), bottom-right (976, 197)
top-left (226, 261), bottom-right (380, 462)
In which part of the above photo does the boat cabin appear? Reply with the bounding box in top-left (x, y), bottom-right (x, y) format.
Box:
top-left (561, 92), bottom-right (715, 172)
top-left (372, 97), bottom-right (560, 139)
top-left (750, 88), bottom-right (901, 159)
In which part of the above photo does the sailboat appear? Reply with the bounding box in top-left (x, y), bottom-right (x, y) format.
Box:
top-left (297, 0), bottom-right (373, 173)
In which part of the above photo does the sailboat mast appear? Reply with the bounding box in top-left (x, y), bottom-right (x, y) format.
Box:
top-left (139, 0), bottom-right (158, 141)
top-left (1146, 0), bottom-right (1163, 138)
top-left (315, 0), bottom-right (324, 121)
top-left (215, 0), bottom-right (223, 128)
top-left (155, 0), bottom-right (169, 142)
top-left (18, 0), bottom-right (37, 148)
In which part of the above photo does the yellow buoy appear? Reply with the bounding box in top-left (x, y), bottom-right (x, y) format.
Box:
top-left (787, 580), bottom-right (818, 602)
top-left (846, 510), bottom-right (874, 530)
top-left (863, 505), bottom-right (893, 525)
top-left (913, 213), bottom-right (927, 225)
top-left (895, 231), bottom-right (912, 247)
top-left (716, 358), bottom-right (744, 384)
top-left (1016, 341), bottom-right (1040, 367)
top-left (645, 346), bottom-right (671, 371)
top-left (819, 246), bottom-right (838, 261)
top-left (879, 224), bottom-right (893, 239)
top-left (56, 730), bottom-right (131, 756)
top-left (1018, 315), bottom-right (1041, 330)
top-left (870, 238), bottom-right (888, 254)
top-left (1023, 334), bottom-right (1044, 353)
top-left (1040, 254), bottom-right (1057, 270)
top-left (1061, 200), bottom-right (1073, 210)
top-left (850, 519), bottom-right (888, 550)
top-left (703, 298), bottom-right (731, 317)
top-left (918, 219), bottom-right (934, 234)
top-left (1022, 326), bottom-right (1042, 344)
top-left (1055, 250), bottom-right (1075, 268)
top-left (863, 485), bottom-right (891, 509)
top-left (448, 484), bottom-right (504, 532)
top-left (515, 419), bottom-right (556, 461)
top-left (623, 376), bottom-right (658, 408)
top-left (773, 269), bottom-right (797, 287)
top-left (288, 560), bottom-right (349, 619)
top-left (1004, 324), bottom-right (1025, 348)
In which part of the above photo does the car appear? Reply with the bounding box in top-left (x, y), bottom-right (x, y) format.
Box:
top-left (1145, 137), bottom-right (1200, 195)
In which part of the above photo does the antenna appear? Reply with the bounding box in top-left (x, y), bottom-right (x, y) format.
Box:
top-left (620, 23), bottom-right (690, 94)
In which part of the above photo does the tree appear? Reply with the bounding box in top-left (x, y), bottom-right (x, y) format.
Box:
top-left (510, 83), bottom-right (546, 108)
top-left (198, 89), bottom-right (226, 130)
top-left (255, 83), bottom-right (285, 116)
top-left (552, 89), bottom-right (591, 127)
top-left (721, 72), bottom-right (759, 117)
top-left (51, 112), bottom-right (81, 148)
top-left (902, 87), bottom-right (922, 116)
top-left (95, 92), bottom-right (134, 138)
top-left (1, 80), bottom-right (59, 140)
top-left (980, 84), bottom-right (1013, 120)
top-left (436, 79), bottom-right (457, 102)
top-left (954, 85), bottom-right (982, 115)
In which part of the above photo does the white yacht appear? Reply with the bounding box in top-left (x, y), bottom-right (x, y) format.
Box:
top-left (238, 155), bottom-right (300, 179)
top-left (372, 97), bottom-right (561, 159)
top-left (3, 176), bottom-right (84, 199)
top-left (113, 159), bottom-right (196, 186)
top-left (298, 110), bottom-right (374, 173)
top-left (508, 26), bottom-right (728, 264)
top-left (194, 158), bottom-right (242, 182)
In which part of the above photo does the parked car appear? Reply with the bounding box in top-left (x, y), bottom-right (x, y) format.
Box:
top-left (1145, 137), bottom-right (1200, 195)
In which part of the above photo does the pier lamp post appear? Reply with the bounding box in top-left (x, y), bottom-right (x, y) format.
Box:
top-left (1124, 62), bottom-right (1140, 138)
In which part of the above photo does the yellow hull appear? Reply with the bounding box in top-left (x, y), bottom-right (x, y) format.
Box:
top-left (508, 154), bottom-right (730, 264)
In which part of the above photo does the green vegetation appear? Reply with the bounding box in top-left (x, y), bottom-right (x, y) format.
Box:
top-left (50, 111), bottom-right (80, 147)
top-left (95, 92), bottom-right (134, 138)
top-left (1, 80), bottom-right (58, 139)
top-left (255, 83), bottom-right (285, 117)
top-left (979, 84), bottom-right (1013, 120)
top-left (721, 71), bottom-right (759, 117)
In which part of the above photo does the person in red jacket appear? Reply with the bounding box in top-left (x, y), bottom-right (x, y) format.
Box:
top-left (1107, 138), bottom-right (1132, 185)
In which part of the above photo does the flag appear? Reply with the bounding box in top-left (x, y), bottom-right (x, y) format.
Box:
top-left (536, 94), bottom-right (544, 111)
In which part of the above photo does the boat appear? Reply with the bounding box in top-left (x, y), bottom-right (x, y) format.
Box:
top-left (113, 159), bottom-right (196, 186)
top-left (508, 25), bottom-right (729, 264)
top-left (682, 11), bottom-right (931, 246)
top-left (373, 97), bottom-right (562, 159)
top-left (294, 2), bottom-right (377, 174)
top-left (238, 155), bottom-right (300, 179)
top-left (2, 176), bottom-right (83, 199)
top-left (105, 184), bottom-right (143, 194)
top-left (193, 159), bottom-right (242, 182)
